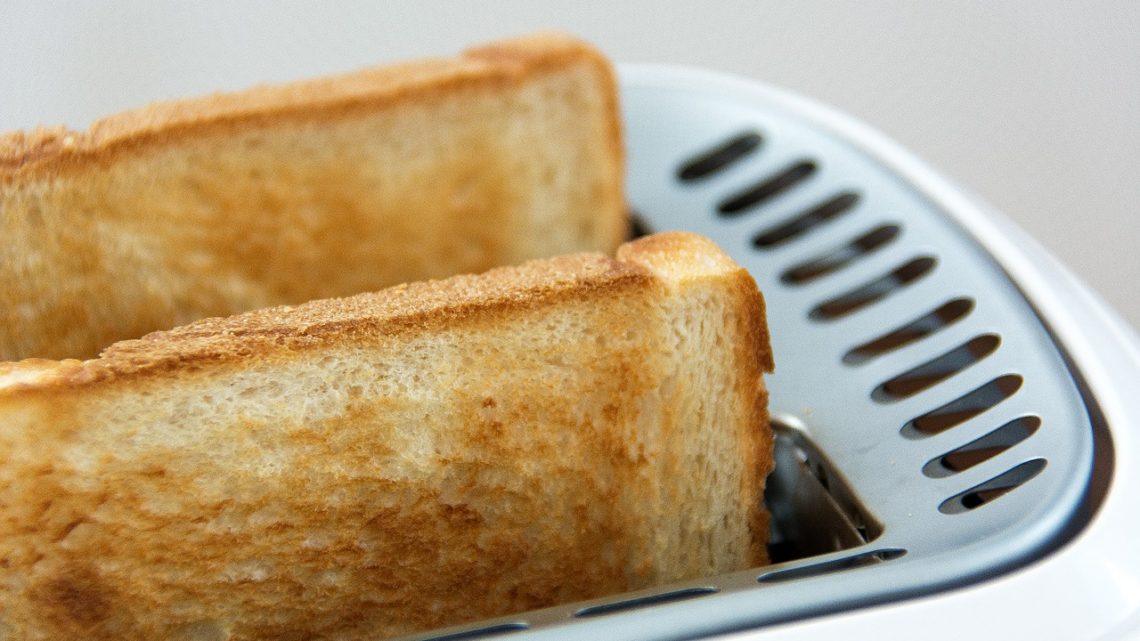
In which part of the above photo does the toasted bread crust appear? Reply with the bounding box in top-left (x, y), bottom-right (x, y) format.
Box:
top-left (5, 251), bottom-right (652, 387)
top-left (619, 232), bottom-right (774, 566)
top-left (0, 33), bottom-right (620, 186)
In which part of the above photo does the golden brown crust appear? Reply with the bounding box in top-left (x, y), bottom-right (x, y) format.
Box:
top-left (0, 32), bottom-right (615, 185)
top-left (119, 253), bottom-right (651, 380)
top-left (1, 251), bottom-right (652, 390)
top-left (616, 232), bottom-right (774, 373)
top-left (10, 233), bottom-right (763, 389)
top-left (733, 273), bottom-right (775, 565)
top-left (619, 232), bottom-right (774, 567)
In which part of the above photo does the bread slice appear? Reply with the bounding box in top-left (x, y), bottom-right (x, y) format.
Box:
top-left (0, 232), bottom-right (773, 641)
top-left (0, 33), bottom-right (625, 362)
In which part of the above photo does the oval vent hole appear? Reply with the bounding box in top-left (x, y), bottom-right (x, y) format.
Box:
top-left (418, 622), bottom-right (529, 641)
top-left (901, 374), bottom-right (1023, 439)
top-left (757, 549), bottom-right (906, 584)
top-left (872, 334), bottom-right (1001, 403)
top-left (718, 160), bottom-right (817, 216)
top-left (844, 298), bottom-right (975, 365)
top-left (752, 192), bottom-right (860, 249)
top-left (781, 224), bottom-right (901, 285)
top-left (809, 256), bottom-right (936, 321)
top-left (574, 587), bottom-right (718, 618)
top-left (677, 131), bottom-right (762, 182)
top-left (939, 459), bottom-right (1047, 514)
top-left (924, 416), bottom-right (1041, 478)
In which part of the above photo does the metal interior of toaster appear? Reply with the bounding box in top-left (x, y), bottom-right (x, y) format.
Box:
top-left (764, 420), bottom-right (883, 563)
top-left (390, 67), bottom-right (1098, 641)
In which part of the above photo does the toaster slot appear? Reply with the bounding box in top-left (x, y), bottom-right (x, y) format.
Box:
top-left (765, 419), bottom-right (881, 563)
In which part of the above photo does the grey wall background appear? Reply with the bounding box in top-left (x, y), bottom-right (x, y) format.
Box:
top-left (3, 1), bottom-right (1137, 328)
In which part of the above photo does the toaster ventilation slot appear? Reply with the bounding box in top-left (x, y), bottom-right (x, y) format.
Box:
top-left (809, 256), bottom-right (936, 321)
top-left (418, 622), bottom-right (529, 641)
top-left (939, 459), bottom-right (1047, 514)
top-left (844, 298), bottom-right (975, 365)
top-left (781, 224), bottom-right (901, 284)
top-left (574, 587), bottom-right (719, 618)
top-left (677, 130), bottom-right (762, 181)
top-left (718, 160), bottom-right (817, 216)
top-left (923, 416), bottom-right (1042, 478)
top-left (752, 192), bottom-right (860, 248)
top-left (901, 374), bottom-right (1023, 438)
top-left (871, 334), bottom-right (1001, 403)
top-left (757, 549), bottom-right (907, 584)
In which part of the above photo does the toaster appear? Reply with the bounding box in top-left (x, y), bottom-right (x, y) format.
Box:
top-left (396, 64), bottom-right (1140, 641)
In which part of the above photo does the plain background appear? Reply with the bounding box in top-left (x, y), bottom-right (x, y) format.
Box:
top-left (3, 1), bottom-right (1137, 329)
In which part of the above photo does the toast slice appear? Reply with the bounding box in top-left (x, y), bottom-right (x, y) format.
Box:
top-left (0, 33), bottom-right (625, 362)
top-left (0, 232), bottom-right (773, 641)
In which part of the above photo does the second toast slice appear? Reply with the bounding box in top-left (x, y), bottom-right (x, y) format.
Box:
top-left (0, 33), bottom-right (625, 361)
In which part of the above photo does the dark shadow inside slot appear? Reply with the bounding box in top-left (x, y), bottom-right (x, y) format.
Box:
top-left (627, 209), bottom-right (653, 240)
top-left (765, 421), bottom-right (883, 564)
top-left (939, 459), bottom-right (1047, 514)
top-left (844, 298), bottom-right (974, 365)
top-left (677, 130), bottom-right (763, 182)
top-left (718, 160), bottom-right (817, 216)
top-left (924, 416), bottom-right (1041, 478)
top-left (872, 334), bottom-right (1001, 403)
top-left (901, 374), bottom-right (1023, 438)
top-left (753, 192), bottom-right (860, 248)
top-left (417, 622), bottom-right (530, 641)
top-left (758, 548), bottom-right (906, 584)
top-left (809, 256), bottom-right (936, 321)
top-left (781, 224), bottom-right (901, 285)
top-left (574, 587), bottom-right (718, 618)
